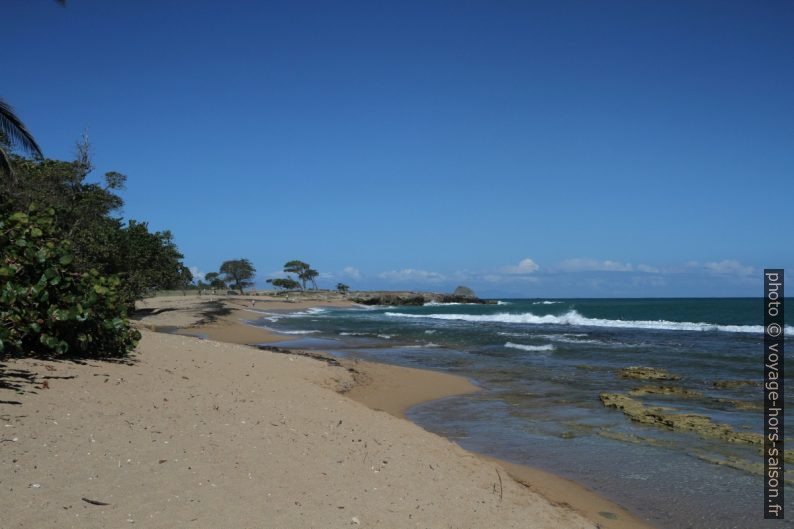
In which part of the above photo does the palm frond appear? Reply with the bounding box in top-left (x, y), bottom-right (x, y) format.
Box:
top-left (0, 147), bottom-right (13, 178)
top-left (0, 99), bottom-right (43, 159)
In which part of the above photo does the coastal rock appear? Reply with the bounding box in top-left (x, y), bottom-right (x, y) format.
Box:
top-left (350, 291), bottom-right (495, 306)
top-left (713, 379), bottom-right (761, 389)
top-left (714, 398), bottom-right (763, 411)
top-left (452, 286), bottom-right (477, 299)
top-left (629, 386), bottom-right (701, 398)
top-left (693, 454), bottom-right (794, 484)
top-left (618, 366), bottom-right (680, 381)
top-left (599, 392), bottom-right (762, 446)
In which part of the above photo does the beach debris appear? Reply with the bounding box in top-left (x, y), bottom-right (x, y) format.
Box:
top-left (599, 511), bottom-right (618, 520)
top-left (351, 517), bottom-right (361, 525)
top-left (618, 366), bottom-right (680, 381)
top-left (82, 497), bottom-right (110, 506)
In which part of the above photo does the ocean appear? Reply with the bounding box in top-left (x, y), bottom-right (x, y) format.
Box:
top-left (250, 298), bottom-right (792, 529)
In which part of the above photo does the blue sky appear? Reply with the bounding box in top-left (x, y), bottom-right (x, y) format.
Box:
top-left (4, 0), bottom-right (792, 297)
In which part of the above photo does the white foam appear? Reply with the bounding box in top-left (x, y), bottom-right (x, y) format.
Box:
top-left (534, 333), bottom-right (603, 344)
top-left (276, 329), bottom-right (320, 335)
top-left (533, 301), bottom-right (561, 305)
top-left (402, 342), bottom-right (441, 348)
top-left (384, 310), bottom-right (792, 334)
top-left (504, 342), bottom-right (555, 352)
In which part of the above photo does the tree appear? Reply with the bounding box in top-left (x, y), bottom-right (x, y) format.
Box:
top-left (283, 260), bottom-right (319, 290)
top-left (0, 99), bottom-right (43, 181)
top-left (204, 272), bottom-right (227, 290)
top-left (303, 268), bottom-right (319, 290)
top-left (267, 278), bottom-right (301, 291)
top-left (114, 220), bottom-right (193, 300)
top-left (219, 259), bottom-right (256, 294)
top-left (336, 283), bottom-right (350, 294)
top-left (1, 148), bottom-right (192, 305)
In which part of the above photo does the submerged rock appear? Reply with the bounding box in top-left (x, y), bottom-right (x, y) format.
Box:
top-left (714, 398), bottom-right (763, 411)
top-left (694, 453), bottom-right (794, 483)
top-left (599, 392), bottom-right (762, 446)
top-left (619, 366), bottom-right (681, 381)
top-left (713, 379), bottom-right (762, 389)
top-left (629, 385), bottom-right (701, 398)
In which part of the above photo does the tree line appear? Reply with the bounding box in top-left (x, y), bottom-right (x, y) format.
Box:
top-left (196, 258), bottom-right (349, 294)
top-left (1, 101), bottom-right (191, 358)
top-left (0, 98), bottom-right (352, 359)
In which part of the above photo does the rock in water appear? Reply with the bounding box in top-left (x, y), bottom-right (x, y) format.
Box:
top-left (618, 366), bottom-right (680, 381)
top-left (452, 286), bottom-right (476, 299)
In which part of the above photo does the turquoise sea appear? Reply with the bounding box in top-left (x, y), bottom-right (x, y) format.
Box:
top-left (251, 298), bottom-right (792, 529)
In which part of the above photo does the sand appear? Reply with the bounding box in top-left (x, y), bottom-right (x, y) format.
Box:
top-left (0, 296), bottom-right (656, 529)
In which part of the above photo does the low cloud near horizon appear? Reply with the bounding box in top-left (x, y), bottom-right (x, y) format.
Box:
top-left (229, 256), bottom-right (766, 297)
top-left (362, 257), bottom-right (764, 297)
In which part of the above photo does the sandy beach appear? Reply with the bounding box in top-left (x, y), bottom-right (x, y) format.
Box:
top-left (0, 296), bottom-right (654, 529)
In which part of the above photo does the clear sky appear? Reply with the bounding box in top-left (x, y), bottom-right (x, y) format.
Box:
top-left (5, 0), bottom-right (793, 297)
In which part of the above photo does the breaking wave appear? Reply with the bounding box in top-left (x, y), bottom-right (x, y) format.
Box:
top-left (385, 310), bottom-right (791, 334)
top-left (504, 342), bottom-right (555, 352)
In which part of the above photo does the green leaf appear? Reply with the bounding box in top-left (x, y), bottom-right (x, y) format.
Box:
top-left (9, 212), bottom-right (28, 223)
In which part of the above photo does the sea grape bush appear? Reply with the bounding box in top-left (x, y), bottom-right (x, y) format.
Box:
top-left (0, 205), bottom-right (140, 358)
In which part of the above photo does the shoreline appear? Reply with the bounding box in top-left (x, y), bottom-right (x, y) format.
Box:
top-left (140, 296), bottom-right (658, 529)
top-left (0, 295), bottom-right (657, 528)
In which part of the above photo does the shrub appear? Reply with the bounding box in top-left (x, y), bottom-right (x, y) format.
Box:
top-left (0, 205), bottom-right (140, 358)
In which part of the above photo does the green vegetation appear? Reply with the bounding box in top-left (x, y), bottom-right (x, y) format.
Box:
top-left (0, 205), bottom-right (140, 357)
top-left (218, 259), bottom-right (256, 294)
top-left (2, 140), bottom-right (193, 303)
top-left (267, 277), bottom-right (301, 291)
top-left (283, 260), bottom-right (319, 291)
top-left (203, 272), bottom-right (227, 290)
top-left (336, 283), bottom-right (350, 294)
top-left (1, 108), bottom-right (188, 358)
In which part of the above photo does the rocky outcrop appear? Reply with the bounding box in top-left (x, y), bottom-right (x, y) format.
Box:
top-left (600, 392), bottom-right (763, 446)
top-left (629, 385), bottom-right (701, 398)
top-left (350, 290), bottom-right (495, 306)
top-left (452, 286), bottom-right (477, 299)
top-left (618, 366), bottom-right (680, 381)
top-left (713, 379), bottom-right (761, 389)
